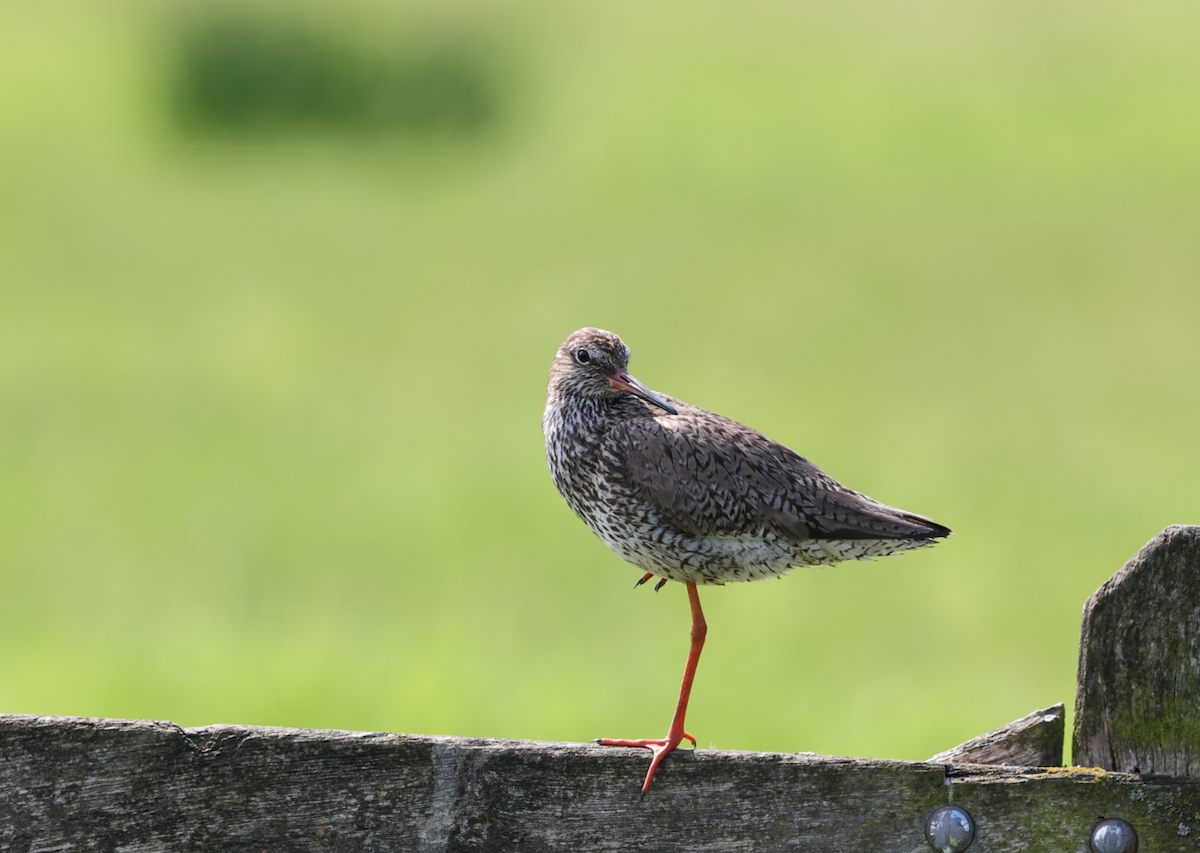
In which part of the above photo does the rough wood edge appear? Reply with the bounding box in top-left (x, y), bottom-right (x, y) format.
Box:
top-left (1073, 524), bottom-right (1200, 775)
top-left (929, 703), bottom-right (1064, 767)
top-left (4, 713), bottom-right (1200, 851)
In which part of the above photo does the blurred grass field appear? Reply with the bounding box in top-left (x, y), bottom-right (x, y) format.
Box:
top-left (1, 0), bottom-right (1198, 763)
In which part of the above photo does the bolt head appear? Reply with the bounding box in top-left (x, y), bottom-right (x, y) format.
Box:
top-left (1090, 818), bottom-right (1137, 853)
top-left (926, 805), bottom-right (975, 852)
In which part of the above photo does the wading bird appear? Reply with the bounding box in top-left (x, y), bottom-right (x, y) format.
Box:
top-left (543, 328), bottom-right (950, 792)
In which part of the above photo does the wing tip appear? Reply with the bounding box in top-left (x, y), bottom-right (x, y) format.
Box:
top-left (902, 513), bottom-right (953, 540)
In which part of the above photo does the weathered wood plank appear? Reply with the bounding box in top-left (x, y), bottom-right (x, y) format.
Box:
top-left (1074, 524), bottom-right (1200, 776)
top-left (1, 714), bottom-right (1199, 852)
top-left (930, 704), bottom-right (1064, 767)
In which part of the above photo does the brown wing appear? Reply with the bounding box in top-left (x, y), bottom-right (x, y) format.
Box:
top-left (615, 399), bottom-right (949, 543)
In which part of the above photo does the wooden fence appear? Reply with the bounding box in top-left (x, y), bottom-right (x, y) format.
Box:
top-left (2, 525), bottom-right (1198, 852)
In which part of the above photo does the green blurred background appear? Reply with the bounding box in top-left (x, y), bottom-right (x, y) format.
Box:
top-left (1, 0), bottom-right (1198, 763)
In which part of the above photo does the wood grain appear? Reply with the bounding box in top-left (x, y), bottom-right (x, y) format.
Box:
top-left (2, 713), bottom-right (1198, 852)
top-left (930, 704), bottom-right (1063, 767)
top-left (1073, 524), bottom-right (1200, 776)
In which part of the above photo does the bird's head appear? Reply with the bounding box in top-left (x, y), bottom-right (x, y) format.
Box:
top-left (550, 328), bottom-right (677, 415)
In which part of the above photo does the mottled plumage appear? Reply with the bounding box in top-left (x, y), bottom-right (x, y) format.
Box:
top-left (543, 328), bottom-right (950, 585)
top-left (542, 327), bottom-right (951, 794)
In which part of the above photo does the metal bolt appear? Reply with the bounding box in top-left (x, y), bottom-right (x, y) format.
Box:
top-left (926, 805), bottom-right (975, 852)
top-left (1090, 818), bottom-right (1137, 853)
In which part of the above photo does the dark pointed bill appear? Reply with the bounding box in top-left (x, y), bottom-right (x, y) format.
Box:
top-left (609, 371), bottom-right (677, 415)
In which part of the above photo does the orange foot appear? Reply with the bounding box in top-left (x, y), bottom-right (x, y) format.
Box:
top-left (594, 732), bottom-right (697, 793)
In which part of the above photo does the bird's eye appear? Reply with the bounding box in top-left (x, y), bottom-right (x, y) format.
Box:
top-left (574, 349), bottom-right (591, 364)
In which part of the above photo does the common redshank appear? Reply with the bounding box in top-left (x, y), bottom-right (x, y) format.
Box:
top-left (542, 328), bottom-right (951, 793)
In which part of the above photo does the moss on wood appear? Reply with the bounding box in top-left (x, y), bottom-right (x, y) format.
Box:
top-left (4, 714), bottom-right (1200, 851)
top-left (1074, 525), bottom-right (1200, 776)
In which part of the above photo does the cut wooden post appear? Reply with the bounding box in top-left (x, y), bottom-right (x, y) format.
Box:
top-left (930, 704), bottom-right (1063, 767)
top-left (1073, 524), bottom-right (1200, 774)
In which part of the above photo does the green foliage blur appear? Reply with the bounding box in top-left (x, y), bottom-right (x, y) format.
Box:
top-left (1, 0), bottom-right (1198, 764)
top-left (173, 10), bottom-right (496, 134)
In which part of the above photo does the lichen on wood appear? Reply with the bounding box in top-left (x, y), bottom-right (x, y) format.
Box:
top-left (1073, 524), bottom-right (1200, 775)
top-left (2, 713), bottom-right (1199, 851)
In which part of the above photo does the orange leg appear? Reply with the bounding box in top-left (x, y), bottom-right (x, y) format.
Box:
top-left (596, 581), bottom-right (707, 793)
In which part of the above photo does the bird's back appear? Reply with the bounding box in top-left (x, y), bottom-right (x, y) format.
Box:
top-left (546, 390), bottom-right (948, 585)
top-left (543, 327), bottom-right (950, 584)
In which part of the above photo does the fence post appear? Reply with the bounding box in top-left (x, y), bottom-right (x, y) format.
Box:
top-left (1073, 524), bottom-right (1200, 775)
top-left (2, 526), bottom-right (1200, 850)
